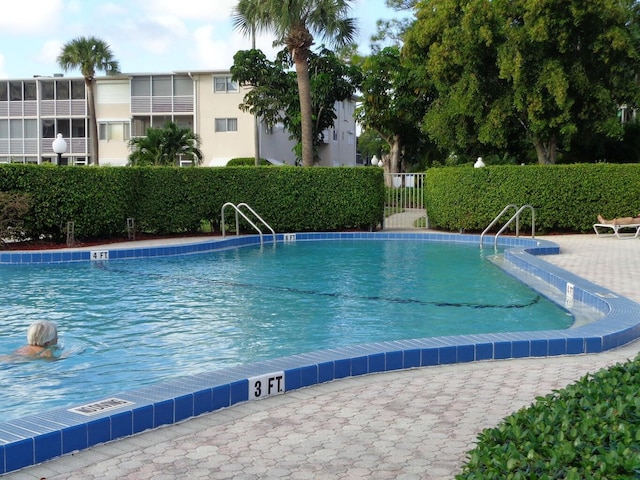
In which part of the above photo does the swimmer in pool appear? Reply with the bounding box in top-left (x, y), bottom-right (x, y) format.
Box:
top-left (14, 321), bottom-right (59, 358)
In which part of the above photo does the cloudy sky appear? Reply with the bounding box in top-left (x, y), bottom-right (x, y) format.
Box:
top-left (0, 0), bottom-right (409, 79)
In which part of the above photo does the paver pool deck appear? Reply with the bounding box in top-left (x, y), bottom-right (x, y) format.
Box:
top-left (9, 233), bottom-right (640, 480)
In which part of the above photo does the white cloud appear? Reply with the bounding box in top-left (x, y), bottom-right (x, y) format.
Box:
top-left (35, 39), bottom-right (64, 73)
top-left (139, 0), bottom-right (236, 22)
top-left (0, 0), bottom-right (65, 35)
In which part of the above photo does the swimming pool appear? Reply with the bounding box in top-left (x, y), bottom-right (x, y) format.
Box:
top-left (0, 240), bottom-right (572, 422)
top-left (2, 231), bottom-right (640, 475)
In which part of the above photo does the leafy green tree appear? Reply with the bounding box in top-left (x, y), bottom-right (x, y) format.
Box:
top-left (356, 46), bottom-right (429, 175)
top-left (232, 0), bottom-right (358, 166)
top-left (128, 122), bottom-right (203, 167)
top-left (57, 36), bottom-right (120, 166)
top-left (403, 0), bottom-right (640, 164)
top-left (231, 47), bottom-right (361, 163)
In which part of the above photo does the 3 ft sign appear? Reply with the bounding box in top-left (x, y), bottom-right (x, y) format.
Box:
top-left (248, 372), bottom-right (285, 400)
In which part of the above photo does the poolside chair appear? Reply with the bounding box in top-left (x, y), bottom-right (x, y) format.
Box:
top-left (593, 220), bottom-right (640, 239)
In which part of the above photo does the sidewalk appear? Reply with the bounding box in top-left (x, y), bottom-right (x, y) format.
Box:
top-left (10, 233), bottom-right (640, 480)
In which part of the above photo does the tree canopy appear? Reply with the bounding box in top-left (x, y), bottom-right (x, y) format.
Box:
top-left (232, 0), bottom-right (358, 166)
top-left (128, 122), bottom-right (203, 167)
top-left (403, 0), bottom-right (640, 164)
top-left (57, 36), bottom-right (120, 166)
top-left (231, 47), bottom-right (361, 163)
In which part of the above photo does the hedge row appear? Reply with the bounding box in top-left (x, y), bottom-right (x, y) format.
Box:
top-left (457, 354), bottom-right (640, 479)
top-left (425, 164), bottom-right (640, 233)
top-left (0, 164), bottom-right (385, 241)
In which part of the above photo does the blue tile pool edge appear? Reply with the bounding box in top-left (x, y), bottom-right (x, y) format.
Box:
top-left (2, 232), bottom-right (640, 475)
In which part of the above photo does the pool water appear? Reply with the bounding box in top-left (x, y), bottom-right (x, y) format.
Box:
top-left (0, 240), bottom-right (572, 421)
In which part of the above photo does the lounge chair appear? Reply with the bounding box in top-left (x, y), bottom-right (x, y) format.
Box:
top-left (593, 221), bottom-right (640, 239)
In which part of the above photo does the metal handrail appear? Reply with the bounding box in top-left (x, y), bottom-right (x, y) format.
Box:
top-left (237, 203), bottom-right (276, 244)
top-left (480, 204), bottom-right (517, 246)
top-left (221, 202), bottom-right (276, 247)
top-left (480, 204), bottom-right (535, 248)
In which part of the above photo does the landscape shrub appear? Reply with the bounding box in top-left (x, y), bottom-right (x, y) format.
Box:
top-left (457, 354), bottom-right (640, 479)
top-left (0, 164), bottom-right (384, 241)
top-left (425, 164), bottom-right (640, 233)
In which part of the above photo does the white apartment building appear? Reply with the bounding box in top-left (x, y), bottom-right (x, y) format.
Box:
top-left (0, 71), bottom-right (357, 167)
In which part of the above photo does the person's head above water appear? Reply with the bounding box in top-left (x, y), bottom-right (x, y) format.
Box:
top-left (26, 321), bottom-right (58, 347)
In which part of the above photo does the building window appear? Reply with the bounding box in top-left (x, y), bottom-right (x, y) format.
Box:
top-left (132, 116), bottom-right (151, 136)
top-left (131, 76), bottom-right (151, 96)
top-left (41, 81), bottom-right (55, 100)
top-left (72, 119), bottom-right (86, 138)
top-left (9, 82), bottom-right (22, 101)
top-left (215, 118), bottom-right (238, 132)
top-left (0, 82), bottom-right (7, 102)
top-left (213, 76), bottom-right (238, 93)
top-left (41, 119), bottom-right (55, 138)
top-left (174, 76), bottom-right (192, 96)
top-left (152, 76), bottom-right (172, 96)
top-left (99, 121), bottom-right (130, 141)
top-left (56, 80), bottom-right (70, 100)
top-left (24, 81), bottom-right (36, 101)
top-left (56, 119), bottom-right (70, 139)
top-left (24, 119), bottom-right (37, 138)
top-left (71, 80), bottom-right (85, 99)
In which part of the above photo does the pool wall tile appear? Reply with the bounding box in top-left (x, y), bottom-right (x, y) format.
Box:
top-left (87, 418), bottom-right (111, 447)
top-left (153, 400), bottom-right (174, 428)
top-left (174, 394), bottom-right (194, 423)
top-left (110, 411), bottom-right (133, 440)
top-left (385, 351), bottom-right (403, 371)
top-left (5, 232), bottom-right (640, 475)
top-left (403, 349), bottom-right (421, 368)
top-left (193, 389), bottom-right (213, 416)
top-left (61, 424), bottom-right (88, 454)
top-left (212, 385), bottom-right (231, 411)
top-left (457, 344), bottom-right (475, 363)
top-left (6, 438), bottom-right (33, 473)
top-left (421, 348), bottom-right (439, 366)
top-left (369, 353), bottom-right (386, 373)
top-left (34, 431), bottom-right (62, 464)
top-left (352, 356), bottom-right (368, 376)
top-left (475, 343), bottom-right (493, 361)
top-left (230, 380), bottom-right (249, 405)
top-left (334, 358), bottom-right (351, 379)
top-left (132, 405), bottom-right (154, 434)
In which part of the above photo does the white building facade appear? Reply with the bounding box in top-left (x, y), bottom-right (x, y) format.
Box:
top-left (0, 71), bottom-right (357, 167)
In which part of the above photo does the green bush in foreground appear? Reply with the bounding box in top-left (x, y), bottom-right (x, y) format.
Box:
top-left (457, 354), bottom-right (640, 479)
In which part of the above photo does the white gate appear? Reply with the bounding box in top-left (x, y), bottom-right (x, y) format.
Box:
top-left (383, 173), bottom-right (427, 229)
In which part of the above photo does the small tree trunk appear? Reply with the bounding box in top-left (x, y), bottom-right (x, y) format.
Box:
top-left (86, 78), bottom-right (99, 166)
top-left (294, 56), bottom-right (314, 167)
top-left (533, 135), bottom-right (557, 165)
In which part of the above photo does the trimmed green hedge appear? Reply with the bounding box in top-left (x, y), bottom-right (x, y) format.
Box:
top-left (0, 164), bottom-right (384, 240)
top-left (426, 164), bottom-right (640, 233)
top-left (457, 354), bottom-right (640, 479)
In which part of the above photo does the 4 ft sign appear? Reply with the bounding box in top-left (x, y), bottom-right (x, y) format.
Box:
top-left (248, 372), bottom-right (285, 400)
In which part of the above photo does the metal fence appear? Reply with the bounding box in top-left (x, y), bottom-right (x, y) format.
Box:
top-left (383, 173), bottom-right (427, 230)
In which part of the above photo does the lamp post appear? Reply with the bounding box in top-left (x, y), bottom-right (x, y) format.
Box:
top-left (52, 133), bottom-right (67, 166)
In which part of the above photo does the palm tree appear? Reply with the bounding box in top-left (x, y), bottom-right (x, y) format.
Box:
top-left (232, 0), bottom-right (357, 166)
top-left (57, 36), bottom-right (120, 166)
top-left (128, 121), bottom-right (203, 166)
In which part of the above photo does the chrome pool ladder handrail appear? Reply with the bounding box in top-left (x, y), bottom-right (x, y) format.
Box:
top-left (480, 204), bottom-right (535, 248)
top-left (221, 202), bottom-right (276, 247)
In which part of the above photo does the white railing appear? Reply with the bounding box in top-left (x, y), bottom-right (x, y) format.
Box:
top-left (383, 173), bottom-right (427, 230)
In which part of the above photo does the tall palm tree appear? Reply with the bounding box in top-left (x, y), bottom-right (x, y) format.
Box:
top-left (128, 121), bottom-right (203, 166)
top-left (232, 0), bottom-right (357, 166)
top-left (57, 36), bottom-right (120, 166)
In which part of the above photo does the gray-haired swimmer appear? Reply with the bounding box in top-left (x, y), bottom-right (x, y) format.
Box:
top-left (14, 321), bottom-right (60, 359)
